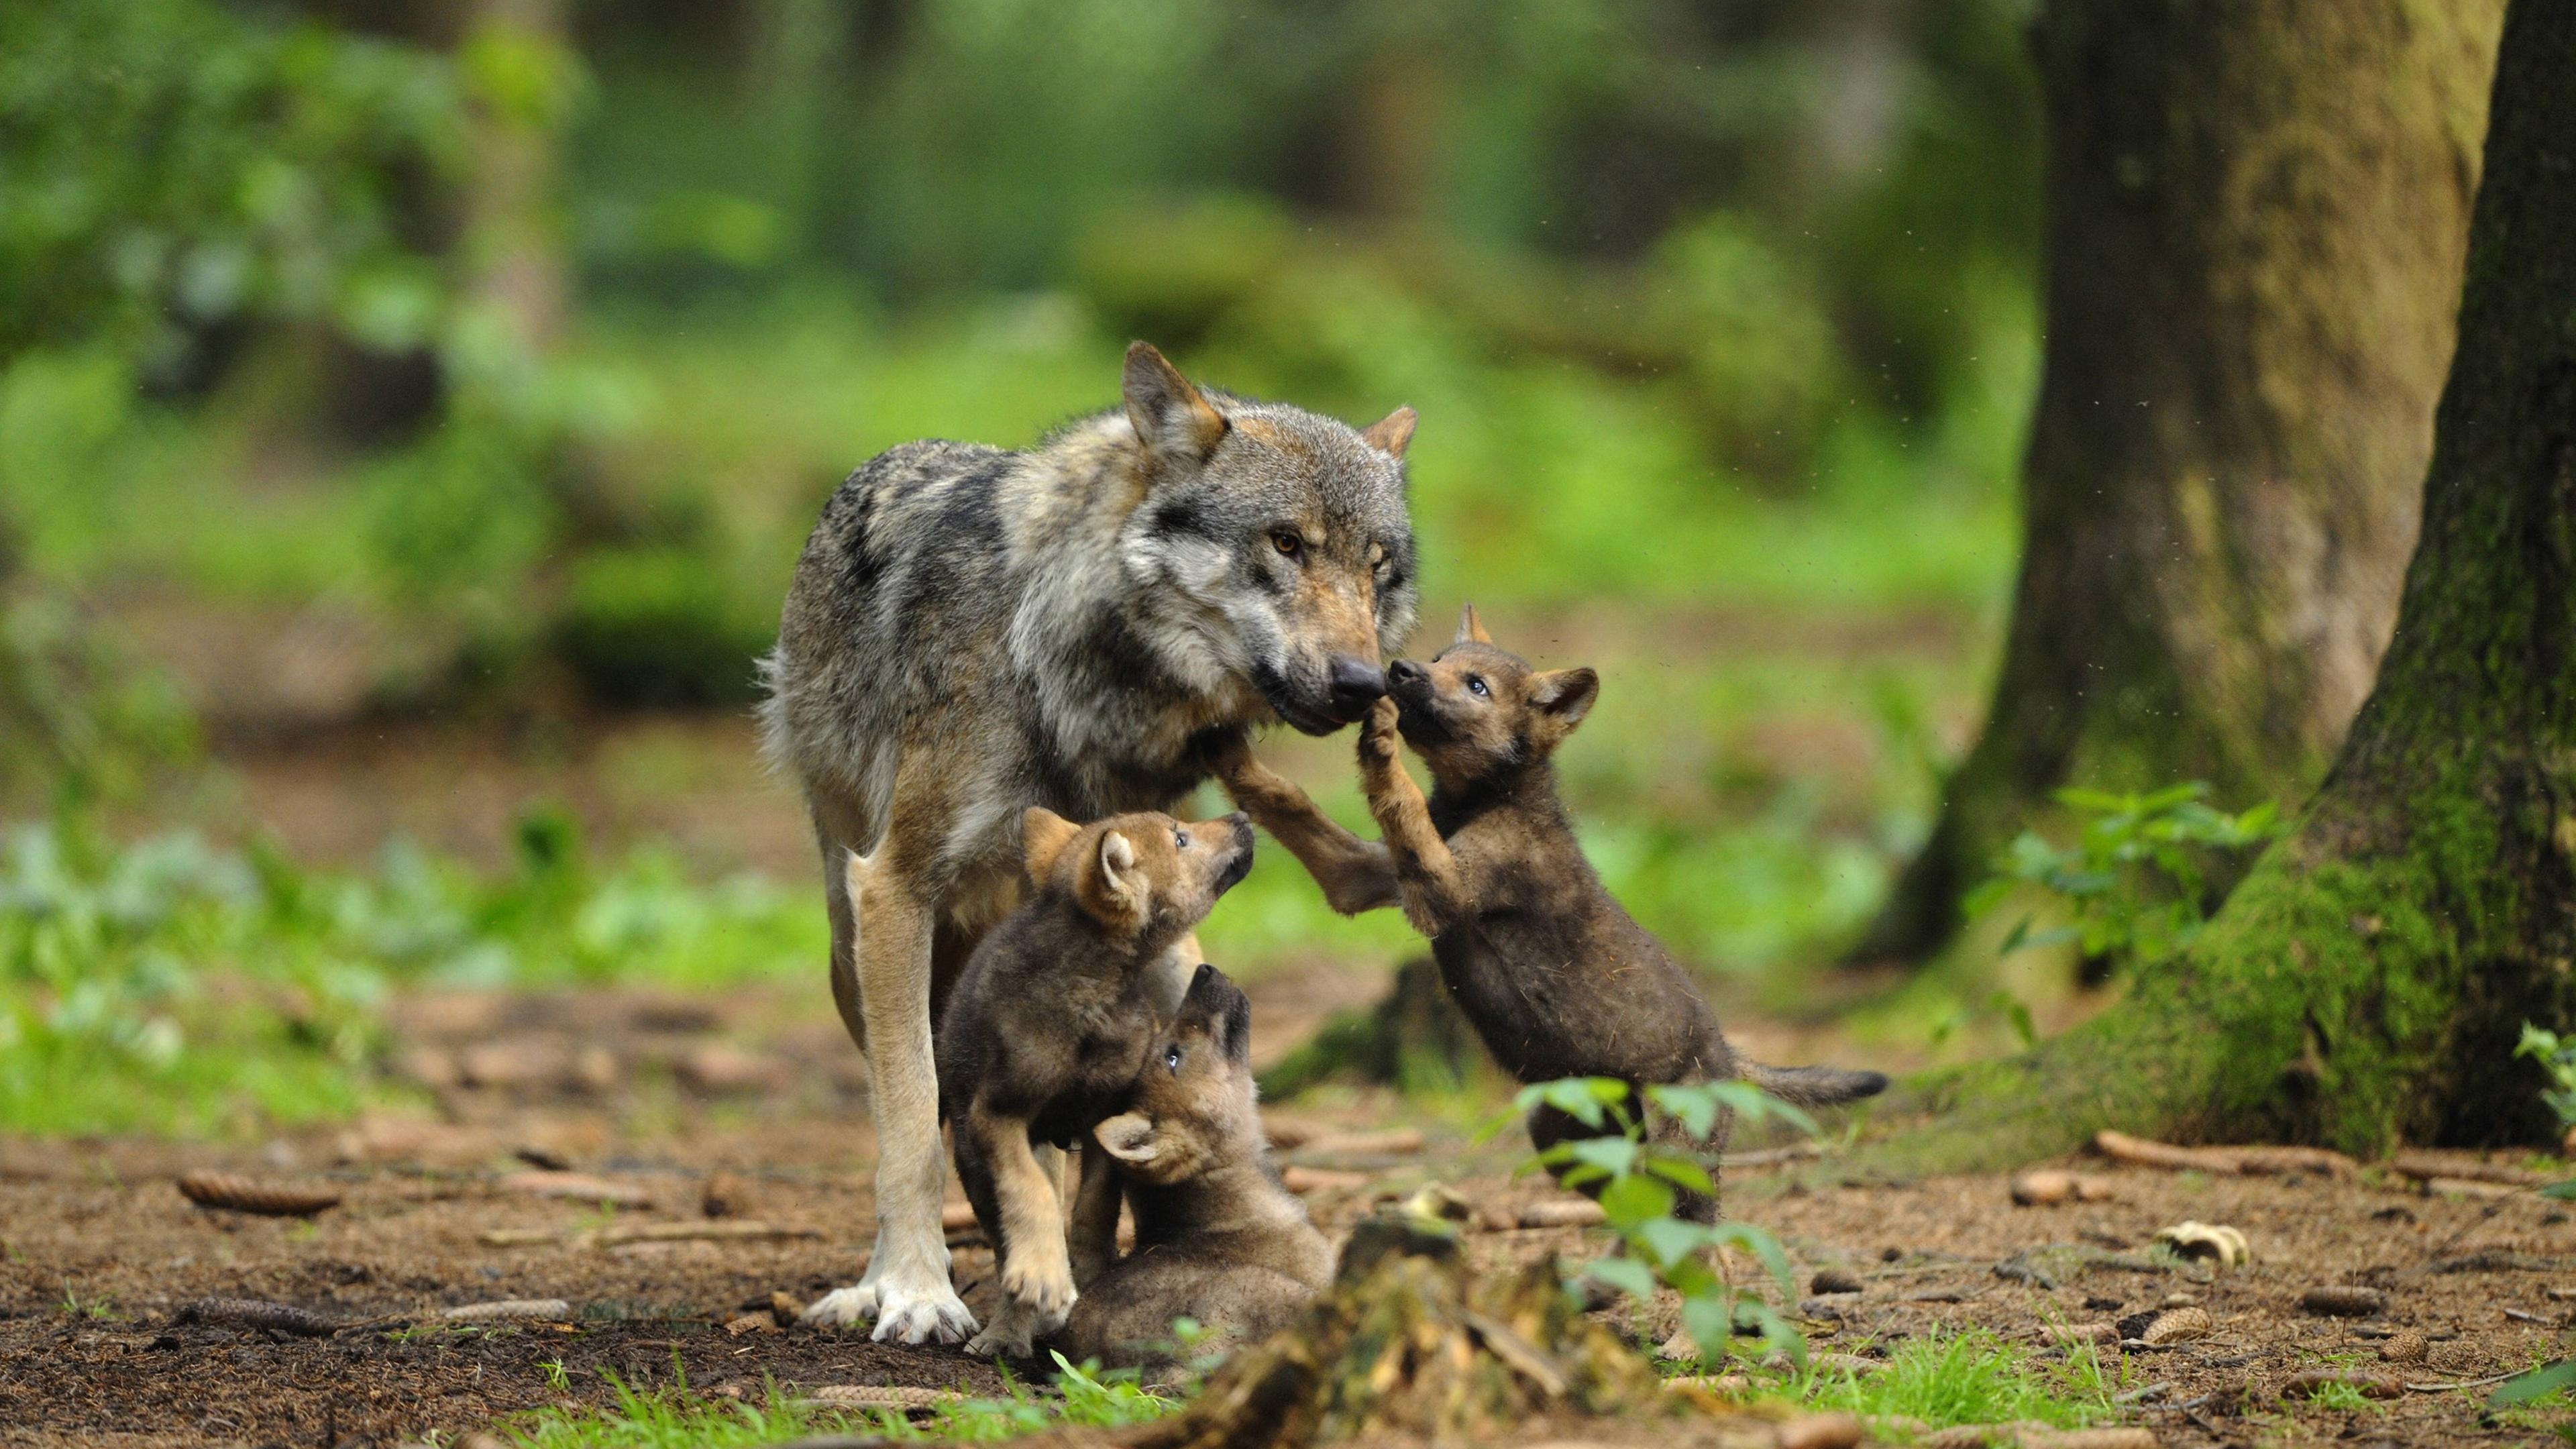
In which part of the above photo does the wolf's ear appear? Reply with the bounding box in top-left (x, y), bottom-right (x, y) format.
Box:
top-left (1075, 827), bottom-right (1144, 930)
top-left (1528, 667), bottom-right (1599, 739)
top-left (1022, 807), bottom-right (1081, 886)
top-left (1124, 341), bottom-right (1228, 463)
top-left (1454, 602), bottom-right (1492, 647)
top-left (1095, 1112), bottom-right (1160, 1165)
top-left (1360, 405), bottom-right (1415, 460)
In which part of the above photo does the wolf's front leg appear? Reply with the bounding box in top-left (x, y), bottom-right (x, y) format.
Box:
top-left (965, 1101), bottom-right (1075, 1356)
top-left (1214, 736), bottom-right (1399, 914)
top-left (1356, 699), bottom-right (1472, 934)
top-left (804, 852), bottom-right (977, 1345)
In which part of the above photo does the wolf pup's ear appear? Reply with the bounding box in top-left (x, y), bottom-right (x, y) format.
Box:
top-left (1360, 405), bottom-right (1415, 460)
top-left (1527, 667), bottom-right (1599, 741)
top-left (1454, 602), bottom-right (1493, 647)
top-left (1095, 1112), bottom-right (1159, 1165)
top-left (1075, 827), bottom-right (1144, 930)
top-left (1123, 341), bottom-right (1228, 463)
top-left (1022, 807), bottom-right (1082, 887)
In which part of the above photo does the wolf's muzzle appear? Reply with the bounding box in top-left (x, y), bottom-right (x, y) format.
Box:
top-left (1212, 812), bottom-right (1256, 893)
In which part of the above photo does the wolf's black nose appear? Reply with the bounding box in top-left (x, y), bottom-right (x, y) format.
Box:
top-left (1327, 655), bottom-right (1386, 718)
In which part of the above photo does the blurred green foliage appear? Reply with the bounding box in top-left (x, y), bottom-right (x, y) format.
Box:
top-left (0, 809), bottom-right (822, 1136)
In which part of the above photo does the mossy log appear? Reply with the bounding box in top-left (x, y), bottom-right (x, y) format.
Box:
top-left (1876, 0), bottom-right (2576, 1168)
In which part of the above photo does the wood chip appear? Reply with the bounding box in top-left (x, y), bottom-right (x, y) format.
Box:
top-left (700, 1171), bottom-right (754, 1219)
top-left (439, 1298), bottom-right (571, 1322)
top-left (174, 1171), bottom-right (343, 1218)
top-left (2281, 1368), bottom-right (2401, 1400)
top-left (807, 1385), bottom-right (961, 1411)
top-left (722, 1312), bottom-right (778, 1336)
top-left (496, 1171), bottom-right (654, 1208)
top-left (1513, 1199), bottom-right (1608, 1229)
top-left (1280, 1165), bottom-right (1372, 1195)
top-left (1776, 1411), bottom-right (1864, 1449)
top-left (2008, 1170), bottom-right (2113, 1205)
top-left (2299, 1285), bottom-right (2387, 1318)
top-left (174, 1298), bottom-right (337, 1337)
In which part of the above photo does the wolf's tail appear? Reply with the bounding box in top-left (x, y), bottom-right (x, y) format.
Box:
top-left (1738, 1060), bottom-right (1889, 1108)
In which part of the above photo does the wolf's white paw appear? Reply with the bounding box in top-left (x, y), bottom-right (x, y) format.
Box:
top-left (800, 1283), bottom-right (879, 1329)
top-left (868, 1273), bottom-right (978, 1346)
top-left (964, 1321), bottom-right (1034, 1358)
top-left (1000, 1253), bottom-right (1077, 1320)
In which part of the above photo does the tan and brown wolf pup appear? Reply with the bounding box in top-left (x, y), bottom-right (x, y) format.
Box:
top-left (1221, 607), bottom-right (1886, 1221)
top-left (928, 806), bottom-right (1254, 1356)
top-left (763, 344), bottom-right (1417, 1342)
top-left (1053, 964), bottom-right (1333, 1368)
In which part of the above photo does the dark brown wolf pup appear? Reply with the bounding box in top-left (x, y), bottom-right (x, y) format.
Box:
top-left (1222, 607), bottom-right (1885, 1220)
top-left (929, 806), bottom-right (1254, 1356)
top-left (1053, 965), bottom-right (1333, 1367)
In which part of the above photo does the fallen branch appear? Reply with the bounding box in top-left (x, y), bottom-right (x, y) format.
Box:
top-left (173, 1298), bottom-right (338, 1338)
top-left (438, 1298), bottom-right (571, 1322)
top-left (2387, 1153), bottom-right (2550, 1188)
top-left (496, 1171), bottom-right (655, 1208)
top-left (478, 1220), bottom-right (820, 1250)
top-left (2092, 1130), bottom-right (2354, 1176)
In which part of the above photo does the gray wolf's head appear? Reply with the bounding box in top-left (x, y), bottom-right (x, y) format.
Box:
top-left (1116, 342), bottom-right (1419, 736)
top-left (1092, 963), bottom-right (1259, 1185)
top-left (1384, 604), bottom-right (1599, 793)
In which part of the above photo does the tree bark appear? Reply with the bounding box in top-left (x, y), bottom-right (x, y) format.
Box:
top-left (1855, 0), bottom-right (2504, 965)
top-left (1890, 0), bottom-right (2576, 1169)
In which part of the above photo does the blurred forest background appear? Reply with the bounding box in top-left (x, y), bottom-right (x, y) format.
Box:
top-left (1, 0), bottom-right (2049, 1134)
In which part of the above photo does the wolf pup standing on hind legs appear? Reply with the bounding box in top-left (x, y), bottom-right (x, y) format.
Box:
top-left (760, 343), bottom-right (1418, 1343)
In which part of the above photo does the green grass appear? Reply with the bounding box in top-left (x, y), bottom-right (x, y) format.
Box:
top-left (494, 1358), bottom-right (1179, 1448)
top-left (1758, 1330), bottom-right (2126, 1433)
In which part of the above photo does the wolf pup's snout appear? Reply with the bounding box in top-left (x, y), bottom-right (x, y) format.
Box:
top-left (1213, 812), bottom-right (1256, 892)
top-left (1326, 655), bottom-right (1387, 720)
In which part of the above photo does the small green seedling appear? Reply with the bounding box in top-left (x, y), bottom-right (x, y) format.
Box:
top-left (1965, 782), bottom-right (2285, 971)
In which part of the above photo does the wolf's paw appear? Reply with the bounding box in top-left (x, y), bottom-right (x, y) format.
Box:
top-left (1000, 1252), bottom-right (1078, 1321)
top-left (800, 1283), bottom-right (879, 1329)
top-left (862, 1269), bottom-right (977, 1346)
top-left (965, 1320), bottom-right (1037, 1358)
top-left (1357, 697), bottom-right (1401, 768)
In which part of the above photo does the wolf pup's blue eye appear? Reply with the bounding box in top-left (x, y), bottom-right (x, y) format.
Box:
top-left (1173, 828), bottom-right (1190, 849)
top-left (1165, 1046), bottom-right (1183, 1071)
top-left (1466, 676), bottom-right (1489, 698)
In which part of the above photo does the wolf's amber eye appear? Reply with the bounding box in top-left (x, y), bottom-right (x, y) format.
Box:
top-left (1173, 828), bottom-right (1190, 849)
top-left (1270, 531), bottom-right (1303, 559)
top-left (1466, 675), bottom-right (1489, 698)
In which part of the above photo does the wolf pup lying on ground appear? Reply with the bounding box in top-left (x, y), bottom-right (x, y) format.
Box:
top-left (1051, 964), bottom-right (1333, 1368)
top-left (925, 806), bottom-right (1254, 1356)
top-left (763, 342), bottom-right (1416, 1342)
top-left (1222, 606), bottom-right (1885, 1220)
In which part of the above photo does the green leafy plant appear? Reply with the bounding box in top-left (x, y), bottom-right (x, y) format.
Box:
top-left (2488, 1026), bottom-right (2576, 1409)
top-left (1965, 782), bottom-right (2286, 969)
top-left (1504, 1076), bottom-right (1813, 1363)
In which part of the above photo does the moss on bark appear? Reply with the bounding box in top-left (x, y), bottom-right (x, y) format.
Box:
top-left (1878, 0), bottom-right (2576, 1170)
top-left (1856, 0), bottom-right (2506, 965)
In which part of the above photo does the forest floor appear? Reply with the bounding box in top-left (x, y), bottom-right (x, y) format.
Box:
top-left (3, 973), bottom-right (2569, 1449)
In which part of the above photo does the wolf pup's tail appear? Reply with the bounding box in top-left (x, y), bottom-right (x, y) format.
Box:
top-left (1738, 1061), bottom-right (1889, 1108)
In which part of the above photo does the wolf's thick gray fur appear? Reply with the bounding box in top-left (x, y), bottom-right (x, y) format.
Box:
top-left (759, 343), bottom-right (1416, 1343)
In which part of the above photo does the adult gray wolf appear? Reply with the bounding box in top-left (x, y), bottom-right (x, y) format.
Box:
top-left (1218, 606), bottom-right (1884, 1223)
top-left (759, 342), bottom-right (1417, 1342)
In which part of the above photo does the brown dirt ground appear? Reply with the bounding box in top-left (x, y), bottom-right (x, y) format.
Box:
top-left (4, 983), bottom-right (2570, 1449)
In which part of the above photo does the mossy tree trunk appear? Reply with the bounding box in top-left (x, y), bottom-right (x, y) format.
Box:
top-left (1893, 0), bottom-right (2576, 1169)
top-left (1855, 0), bottom-right (2505, 965)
